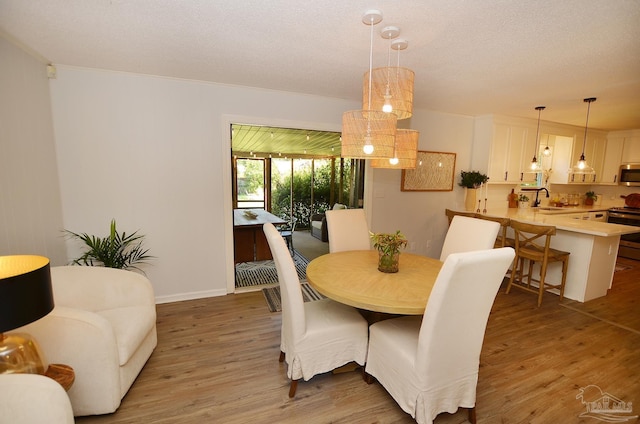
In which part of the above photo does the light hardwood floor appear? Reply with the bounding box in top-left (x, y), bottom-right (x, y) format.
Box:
top-left (77, 259), bottom-right (640, 424)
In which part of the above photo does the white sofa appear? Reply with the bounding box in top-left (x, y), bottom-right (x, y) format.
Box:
top-left (0, 373), bottom-right (75, 424)
top-left (18, 266), bottom-right (157, 416)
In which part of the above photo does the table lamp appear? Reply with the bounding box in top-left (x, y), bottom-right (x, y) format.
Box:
top-left (0, 255), bottom-right (54, 374)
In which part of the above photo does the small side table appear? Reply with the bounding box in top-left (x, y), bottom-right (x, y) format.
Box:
top-left (45, 363), bottom-right (75, 391)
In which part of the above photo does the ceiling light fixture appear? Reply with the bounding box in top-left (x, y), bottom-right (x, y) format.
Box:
top-left (572, 97), bottom-right (597, 175)
top-left (543, 134), bottom-right (551, 156)
top-left (364, 33), bottom-right (414, 120)
top-left (530, 106), bottom-right (545, 171)
top-left (371, 129), bottom-right (419, 169)
top-left (341, 10), bottom-right (397, 159)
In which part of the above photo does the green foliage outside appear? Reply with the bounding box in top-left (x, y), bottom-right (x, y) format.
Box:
top-left (271, 159), bottom-right (355, 228)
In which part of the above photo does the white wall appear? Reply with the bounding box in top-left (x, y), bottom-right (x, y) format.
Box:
top-left (0, 35), bottom-right (67, 264)
top-left (370, 112), bottom-right (475, 258)
top-left (49, 66), bottom-right (367, 302)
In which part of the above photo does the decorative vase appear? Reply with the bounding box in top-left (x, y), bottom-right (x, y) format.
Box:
top-left (519, 201), bottom-right (529, 209)
top-left (464, 188), bottom-right (478, 212)
top-left (378, 251), bottom-right (400, 273)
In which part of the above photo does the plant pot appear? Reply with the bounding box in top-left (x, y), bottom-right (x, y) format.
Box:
top-left (464, 188), bottom-right (479, 212)
top-left (378, 251), bottom-right (400, 273)
top-left (585, 198), bottom-right (594, 206)
top-left (518, 201), bottom-right (529, 209)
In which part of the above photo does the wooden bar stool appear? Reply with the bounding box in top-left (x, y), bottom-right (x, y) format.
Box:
top-left (506, 220), bottom-right (570, 307)
top-left (475, 215), bottom-right (513, 248)
top-left (444, 209), bottom-right (478, 226)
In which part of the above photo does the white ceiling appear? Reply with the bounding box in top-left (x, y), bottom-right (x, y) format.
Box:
top-left (1, 0), bottom-right (639, 131)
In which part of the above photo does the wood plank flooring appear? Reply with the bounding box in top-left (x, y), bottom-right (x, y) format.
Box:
top-left (76, 260), bottom-right (640, 424)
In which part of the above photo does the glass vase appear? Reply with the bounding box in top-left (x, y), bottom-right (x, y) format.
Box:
top-left (378, 251), bottom-right (400, 273)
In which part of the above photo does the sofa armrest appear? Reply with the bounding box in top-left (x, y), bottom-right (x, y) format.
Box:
top-left (0, 374), bottom-right (74, 424)
top-left (311, 213), bottom-right (325, 221)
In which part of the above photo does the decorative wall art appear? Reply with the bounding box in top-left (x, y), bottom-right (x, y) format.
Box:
top-left (401, 151), bottom-right (456, 191)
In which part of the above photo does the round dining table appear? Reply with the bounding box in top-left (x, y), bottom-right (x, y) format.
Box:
top-left (305, 250), bottom-right (443, 315)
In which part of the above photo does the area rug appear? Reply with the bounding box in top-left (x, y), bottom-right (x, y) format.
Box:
top-left (235, 250), bottom-right (309, 288)
top-left (262, 283), bottom-right (326, 313)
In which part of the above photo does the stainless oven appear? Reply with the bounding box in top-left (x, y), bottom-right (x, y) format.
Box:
top-left (607, 207), bottom-right (640, 260)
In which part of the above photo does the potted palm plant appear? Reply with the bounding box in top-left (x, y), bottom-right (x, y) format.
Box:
top-left (370, 230), bottom-right (408, 273)
top-left (64, 219), bottom-right (153, 272)
top-left (585, 191), bottom-right (598, 206)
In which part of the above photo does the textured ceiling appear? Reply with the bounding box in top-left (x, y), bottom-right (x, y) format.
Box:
top-left (1, 0), bottom-right (639, 131)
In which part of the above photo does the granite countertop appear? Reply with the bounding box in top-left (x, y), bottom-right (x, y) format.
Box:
top-left (480, 208), bottom-right (640, 237)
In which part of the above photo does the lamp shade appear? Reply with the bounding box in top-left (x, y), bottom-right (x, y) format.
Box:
top-left (363, 66), bottom-right (415, 120)
top-left (341, 110), bottom-right (397, 159)
top-left (371, 129), bottom-right (419, 169)
top-left (0, 255), bottom-right (54, 333)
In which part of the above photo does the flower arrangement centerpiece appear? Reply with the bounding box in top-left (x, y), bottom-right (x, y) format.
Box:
top-left (370, 230), bottom-right (408, 273)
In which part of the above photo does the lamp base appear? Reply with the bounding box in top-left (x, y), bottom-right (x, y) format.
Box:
top-left (0, 332), bottom-right (47, 374)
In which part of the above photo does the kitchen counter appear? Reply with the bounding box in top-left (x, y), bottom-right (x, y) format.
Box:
top-left (455, 208), bottom-right (640, 302)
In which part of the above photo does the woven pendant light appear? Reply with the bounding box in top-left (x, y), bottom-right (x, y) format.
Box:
top-left (371, 129), bottom-right (419, 169)
top-left (341, 10), bottom-right (397, 159)
top-left (364, 32), bottom-right (414, 120)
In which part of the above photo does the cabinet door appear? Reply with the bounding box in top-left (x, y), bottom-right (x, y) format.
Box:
top-left (488, 124), bottom-right (511, 182)
top-left (569, 134), bottom-right (600, 183)
top-left (518, 125), bottom-right (539, 184)
top-left (600, 137), bottom-right (624, 184)
top-left (622, 136), bottom-right (640, 163)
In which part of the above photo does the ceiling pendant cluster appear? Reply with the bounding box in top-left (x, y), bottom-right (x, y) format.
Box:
top-left (341, 9), bottom-right (419, 169)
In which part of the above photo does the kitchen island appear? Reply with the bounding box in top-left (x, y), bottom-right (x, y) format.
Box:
top-left (475, 208), bottom-right (640, 302)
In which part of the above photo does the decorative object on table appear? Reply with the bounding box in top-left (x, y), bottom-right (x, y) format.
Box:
top-left (64, 219), bottom-right (153, 272)
top-left (508, 189), bottom-right (518, 208)
top-left (0, 255), bottom-right (54, 375)
top-left (370, 230), bottom-right (408, 273)
top-left (584, 191), bottom-right (598, 206)
top-left (518, 193), bottom-right (530, 208)
top-left (459, 170), bottom-right (488, 211)
top-left (243, 210), bottom-right (258, 219)
top-left (401, 151), bottom-right (456, 192)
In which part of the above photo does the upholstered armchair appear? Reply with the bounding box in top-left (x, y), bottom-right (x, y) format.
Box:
top-left (17, 266), bottom-right (157, 416)
top-left (0, 373), bottom-right (75, 424)
top-left (310, 203), bottom-right (347, 242)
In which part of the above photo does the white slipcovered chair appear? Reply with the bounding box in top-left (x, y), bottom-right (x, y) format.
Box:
top-left (325, 208), bottom-right (371, 253)
top-left (365, 247), bottom-right (515, 424)
top-left (439, 215), bottom-right (500, 261)
top-left (0, 373), bottom-right (74, 424)
top-left (263, 222), bottom-right (369, 397)
top-left (17, 266), bottom-right (157, 416)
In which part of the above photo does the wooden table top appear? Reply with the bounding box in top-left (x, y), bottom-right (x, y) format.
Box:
top-left (233, 209), bottom-right (287, 228)
top-left (306, 250), bottom-right (442, 315)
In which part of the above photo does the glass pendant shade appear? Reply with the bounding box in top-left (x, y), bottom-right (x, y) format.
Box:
top-left (571, 97), bottom-right (597, 175)
top-left (364, 67), bottom-right (415, 120)
top-left (341, 110), bottom-right (397, 159)
top-left (529, 106), bottom-right (545, 174)
top-left (371, 129), bottom-right (419, 169)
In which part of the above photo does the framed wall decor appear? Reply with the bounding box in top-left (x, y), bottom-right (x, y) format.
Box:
top-left (401, 151), bottom-right (456, 191)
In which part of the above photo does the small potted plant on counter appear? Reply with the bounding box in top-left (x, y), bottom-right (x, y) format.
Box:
top-left (585, 191), bottom-right (598, 206)
top-left (370, 230), bottom-right (408, 273)
top-left (518, 193), bottom-right (530, 208)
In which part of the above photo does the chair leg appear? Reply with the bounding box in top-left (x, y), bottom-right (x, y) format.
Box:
top-left (363, 372), bottom-right (375, 384)
top-left (468, 406), bottom-right (477, 424)
top-left (288, 379), bottom-right (298, 398)
top-left (279, 351), bottom-right (285, 362)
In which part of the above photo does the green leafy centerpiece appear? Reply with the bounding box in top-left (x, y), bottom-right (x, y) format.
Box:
top-left (370, 230), bottom-right (408, 274)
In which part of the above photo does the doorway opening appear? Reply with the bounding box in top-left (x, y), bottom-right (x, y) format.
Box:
top-left (231, 123), bottom-right (365, 290)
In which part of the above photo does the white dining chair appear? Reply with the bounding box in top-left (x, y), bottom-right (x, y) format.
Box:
top-left (262, 223), bottom-right (369, 397)
top-left (439, 215), bottom-right (500, 261)
top-left (364, 247), bottom-right (515, 424)
top-left (325, 208), bottom-right (371, 253)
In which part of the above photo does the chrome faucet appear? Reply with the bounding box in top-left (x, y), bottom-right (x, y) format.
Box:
top-left (533, 188), bottom-right (550, 207)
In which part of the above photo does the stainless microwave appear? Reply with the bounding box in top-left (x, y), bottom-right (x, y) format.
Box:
top-left (619, 164), bottom-right (640, 186)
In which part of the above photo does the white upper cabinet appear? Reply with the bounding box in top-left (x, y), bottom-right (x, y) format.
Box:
top-left (600, 136), bottom-right (624, 184)
top-left (620, 131), bottom-right (640, 163)
top-left (484, 118), bottom-right (538, 184)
